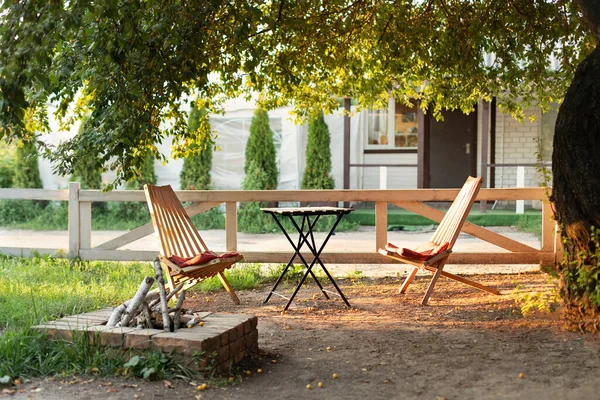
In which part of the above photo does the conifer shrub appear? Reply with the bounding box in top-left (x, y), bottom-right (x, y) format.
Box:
top-left (243, 108), bottom-right (278, 190)
top-left (180, 103), bottom-right (212, 191)
top-left (180, 102), bottom-right (224, 230)
top-left (13, 140), bottom-right (42, 189)
top-left (302, 111), bottom-right (335, 190)
top-left (71, 117), bottom-right (103, 190)
top-left (238, 108), bottom-right (279, 233)
top-left (0, 143), bottom-right (14, 188)
top-left (6, 139), bottom-right (47, 216)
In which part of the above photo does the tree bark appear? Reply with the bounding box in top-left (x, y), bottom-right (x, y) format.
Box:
top-left (118, 277), bottom-right (155, 327)
top-left (552, 41), bottom-right (600, 331)
top-left (575, 0), bottom-right (600, 42)
top-left (153, 257), bottom-right (172, 332)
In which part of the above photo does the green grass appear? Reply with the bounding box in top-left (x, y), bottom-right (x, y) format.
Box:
top-left (0, 255), bottom-right (194, 382)
top-left (347, 208), bottom-right (542, 231)
top-left (0, 255), bottom-right (297, 384)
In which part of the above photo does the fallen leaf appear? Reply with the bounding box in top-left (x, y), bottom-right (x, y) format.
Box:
top-left (2, 389), bottom-right (16, 395)
top-left (107, 388), bottom-right (119, 393)
top-left (164, 380), bottom-right (173, 388)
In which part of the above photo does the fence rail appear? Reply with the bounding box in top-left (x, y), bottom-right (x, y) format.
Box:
top-left (0, 183), bottom-right (558, 266)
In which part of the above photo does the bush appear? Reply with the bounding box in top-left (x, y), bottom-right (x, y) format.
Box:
top-left (302, 111), bottom-right (335, 189)
top-left (71, 117), bottom-right (103, 190)
top-left (180, 103), bottom-right (213, 190)
top-left (0, 143), bottom-right (14, 188)
top-left (0, 200), bottom-right (42, 225)
top-left (125, 152), bottom-right (156, 190)
top-left (239, 108), bottom-right (279, 233)
top-left (13, 140), bottom-right (42, 189)
top-left (112, 152), bottom-right (157, 220)
top-left (242, 108), bottom-right (278, 191)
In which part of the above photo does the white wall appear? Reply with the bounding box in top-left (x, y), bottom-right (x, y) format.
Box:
top-left (494, 106), bottom-right (542, 189)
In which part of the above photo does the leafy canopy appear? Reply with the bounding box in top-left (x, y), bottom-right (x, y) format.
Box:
top-left (0, 1), bottom-right (592, 187)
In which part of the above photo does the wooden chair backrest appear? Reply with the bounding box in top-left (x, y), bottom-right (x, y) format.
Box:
top-left (430, 176), bottom-right (482, 248)
top-left (144, 184), bottom-right (209, 258)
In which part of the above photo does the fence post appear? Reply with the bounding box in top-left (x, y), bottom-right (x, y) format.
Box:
top-left (375, 201), bottom-right (388, 251)
top-left (68, 182), bottom-right (80, 259)
top-left (80, 199), bottom-right (92, 250)
top-left (541, 200), bottom-right (554, 253)
top-left (225, 202), bottom-right (238, 252)
top-left (516, 166), bottom-right (525, 214)
top-left (379, 166), bottom-right (388, 189)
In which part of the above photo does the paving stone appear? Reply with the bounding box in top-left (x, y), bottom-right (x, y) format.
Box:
top-left (32, 322), bottom-right (89, 341)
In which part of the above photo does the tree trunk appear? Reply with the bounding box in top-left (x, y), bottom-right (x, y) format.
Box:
top-left (552, 44), bottom-right (600, 332)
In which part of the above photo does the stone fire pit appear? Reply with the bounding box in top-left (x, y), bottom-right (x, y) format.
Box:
top-left (33, 308), bottom-right (258, 373)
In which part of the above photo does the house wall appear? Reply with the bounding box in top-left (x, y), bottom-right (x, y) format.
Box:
top-left (494, 106), bottom-right (543, 189)
top-left (33, 100), bottom-right (550, 195)
top-left (361, 153), bottom-right (417, 189)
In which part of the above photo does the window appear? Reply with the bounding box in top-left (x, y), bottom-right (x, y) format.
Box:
top-left (366, 109), bottom-right (389, 145)
top-left (366, 97), bottom-right (418, 149)
top-left (394, 102), bottom-right (418, 148)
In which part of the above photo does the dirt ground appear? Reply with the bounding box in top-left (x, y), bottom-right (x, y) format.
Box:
top-left (6, 271), bottom-right (600, 400)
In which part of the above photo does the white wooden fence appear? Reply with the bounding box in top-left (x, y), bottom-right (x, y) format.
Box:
top-left (0, 183), bottom-right (558, 265)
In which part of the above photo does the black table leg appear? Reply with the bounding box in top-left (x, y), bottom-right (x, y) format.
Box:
top-left (263, 213), bottom-right (330, 305)
top-left (289, 213), bottom-right (351, 308)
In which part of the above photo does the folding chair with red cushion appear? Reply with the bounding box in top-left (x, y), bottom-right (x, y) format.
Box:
top-left (144, 184), bottom-right (243, 304)
top-left (379, 176), bottom-right (500, 305)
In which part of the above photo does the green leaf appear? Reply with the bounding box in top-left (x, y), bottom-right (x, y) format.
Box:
top-left (123, 355), bottom-right (140, 368)
top-left (142, 367), bottom-right (155, 379)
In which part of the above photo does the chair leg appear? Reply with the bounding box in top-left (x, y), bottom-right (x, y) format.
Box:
top-left (217, 271), bottom-right (240, 305)
top-left (399, 267), bottom-right (419, 294)
top-left (421, 260), bottom-right (447, 306)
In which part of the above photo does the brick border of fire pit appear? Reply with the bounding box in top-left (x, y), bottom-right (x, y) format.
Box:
top-left (33, 308), bottom-right (258, 373)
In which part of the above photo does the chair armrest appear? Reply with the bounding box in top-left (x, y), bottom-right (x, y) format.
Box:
top-left (422, 249), bottom-right (452, 266)
top-left (158, 255), bottom-right (183, 274)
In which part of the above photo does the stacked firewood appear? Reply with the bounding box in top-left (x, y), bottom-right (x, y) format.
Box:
top-left (106, 258), bottom-right (201, 331)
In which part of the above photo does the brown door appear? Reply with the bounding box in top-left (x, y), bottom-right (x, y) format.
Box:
top-left (428, 108), bottom-right (477, 188)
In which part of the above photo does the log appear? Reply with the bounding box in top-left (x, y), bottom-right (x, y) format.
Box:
top-left (148, 281), bottom-right (185, 310)
top-left (106, 291), bottom-right (159, 328)
top-left (173, 290), bottom-right (186, 330)
top-left (153, 257), bottom-right (172, 332)
top-left (119, 277), bottom-right (155, 327)
top-left (186, 317), bottom-right (200, 328)
top-left (106, 303), bottom-right (127, 327)
top-left (142, 302), bottom-right (153, 329)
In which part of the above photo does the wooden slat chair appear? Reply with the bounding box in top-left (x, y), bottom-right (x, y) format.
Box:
top-left (144, 184), bottom-right (243, 304)
top-left (379, 176), bottom-right (500, 305)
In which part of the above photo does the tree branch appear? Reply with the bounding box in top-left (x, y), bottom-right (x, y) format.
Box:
top-left (576, 0), bottom-right (600, 42)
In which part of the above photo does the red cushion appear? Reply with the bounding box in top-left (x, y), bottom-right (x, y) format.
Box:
top-left (384, 242), bottom-right (449, 261)
top-left (168, 251), bottom-right (240, 267)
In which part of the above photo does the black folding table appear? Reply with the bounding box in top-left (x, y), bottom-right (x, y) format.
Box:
top-left (260, 206), bottom-right (354, 311)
